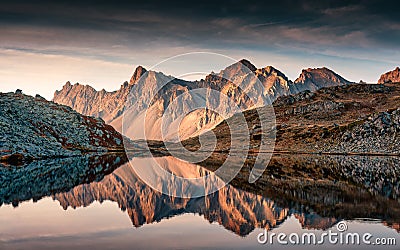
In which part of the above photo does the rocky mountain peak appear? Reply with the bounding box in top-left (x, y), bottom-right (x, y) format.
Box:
top-left (54, 60), bottom-right (355, 141)
top-left (264, 65), bottom-right (277, 74)
top-left (238, 59), bottom-right (257, 72)
top-left (293, 67), bottom-right (352, 92)
top-left (378, 67), bottom-right (400, 84)
top-left (256, 66), bottom-right (288, 80)
top-left (297, 67), bottom-right (335, 79)
top-left (129, 65), bottom-right (147, 85)
top-left (216, 59), bottom-right (257, 80)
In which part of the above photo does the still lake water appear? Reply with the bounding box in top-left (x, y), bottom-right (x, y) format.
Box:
top-left (0, 154), bottom-right (399, 250)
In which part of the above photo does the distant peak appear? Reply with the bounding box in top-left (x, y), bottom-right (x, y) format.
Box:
top-left (61, 81), bottom-right (75, 90)
top-left (262, 65), bottom-right (279, 74)
top-left (378, 67), bottom-right (400, 84)
top-left (135, 65), bottom-right (146, 73)
top-left (63, 81), bottom-right (82, 88)
top-left (255, 65), bottom-right (288, 80)
top-left (130, 65), bottom-right (147, 84)
top-left (302, 67), bottom-right (330, 73)
top-left (238, 59), bottom-right (257, 72)
top-left (294, 67), bottom-right (351, 86)
top-left (214, 59), bottom-right (257, 80)
top-left (298, 67), bottom-right (341, 78)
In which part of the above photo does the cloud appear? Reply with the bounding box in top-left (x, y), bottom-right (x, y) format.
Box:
top-left (0, 0), bottom-right (399, 95)
top-left (1, 0), bottom-right (399, 51)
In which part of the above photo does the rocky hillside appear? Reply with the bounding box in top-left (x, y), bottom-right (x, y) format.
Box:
top-left (0, 92), bottom-right (124, 165)
top-left (378, 67), bottom-right (400, 84)
top-left (273, 83), bottom-right (400, 154)
top-left (53, 60), bottom-right (353, 141)
top-left (181, 83), bottom-right (400, 155)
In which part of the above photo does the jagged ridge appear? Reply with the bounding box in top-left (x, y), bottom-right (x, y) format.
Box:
top-left (379, 67), bottom-right (400, 84)
top-left (53, 61), bottom-right (353, 141)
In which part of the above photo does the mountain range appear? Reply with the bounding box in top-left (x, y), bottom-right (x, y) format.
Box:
top-left (53, 60), bottom-right (353, 141)
top-left (2, 62), bottom-right (399, 163)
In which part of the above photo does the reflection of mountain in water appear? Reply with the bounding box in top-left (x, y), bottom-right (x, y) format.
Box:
top-left (54, 158), bottom-right (289, 236)
top-left (1, 154), bottom-right (399, 235)
top-left (52, 155), bottom-right (400, 236)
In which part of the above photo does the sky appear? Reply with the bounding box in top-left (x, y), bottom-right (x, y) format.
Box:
top-left (0, 0), bottom-right (399, 99)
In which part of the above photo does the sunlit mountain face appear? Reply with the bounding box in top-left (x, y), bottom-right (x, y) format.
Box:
top-left (52, 60), bottom-right (353, 142)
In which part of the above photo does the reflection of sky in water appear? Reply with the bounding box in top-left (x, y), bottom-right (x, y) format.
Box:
top-left (0, 198), bottom-right (398, 250)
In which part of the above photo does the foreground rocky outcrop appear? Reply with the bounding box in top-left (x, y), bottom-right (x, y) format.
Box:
top-left (0, 92), bottom-right (125, 165)
top-left (53, 60), bottom-right (353, 141)
top-left (378, 67), bottom-right (400, 84)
